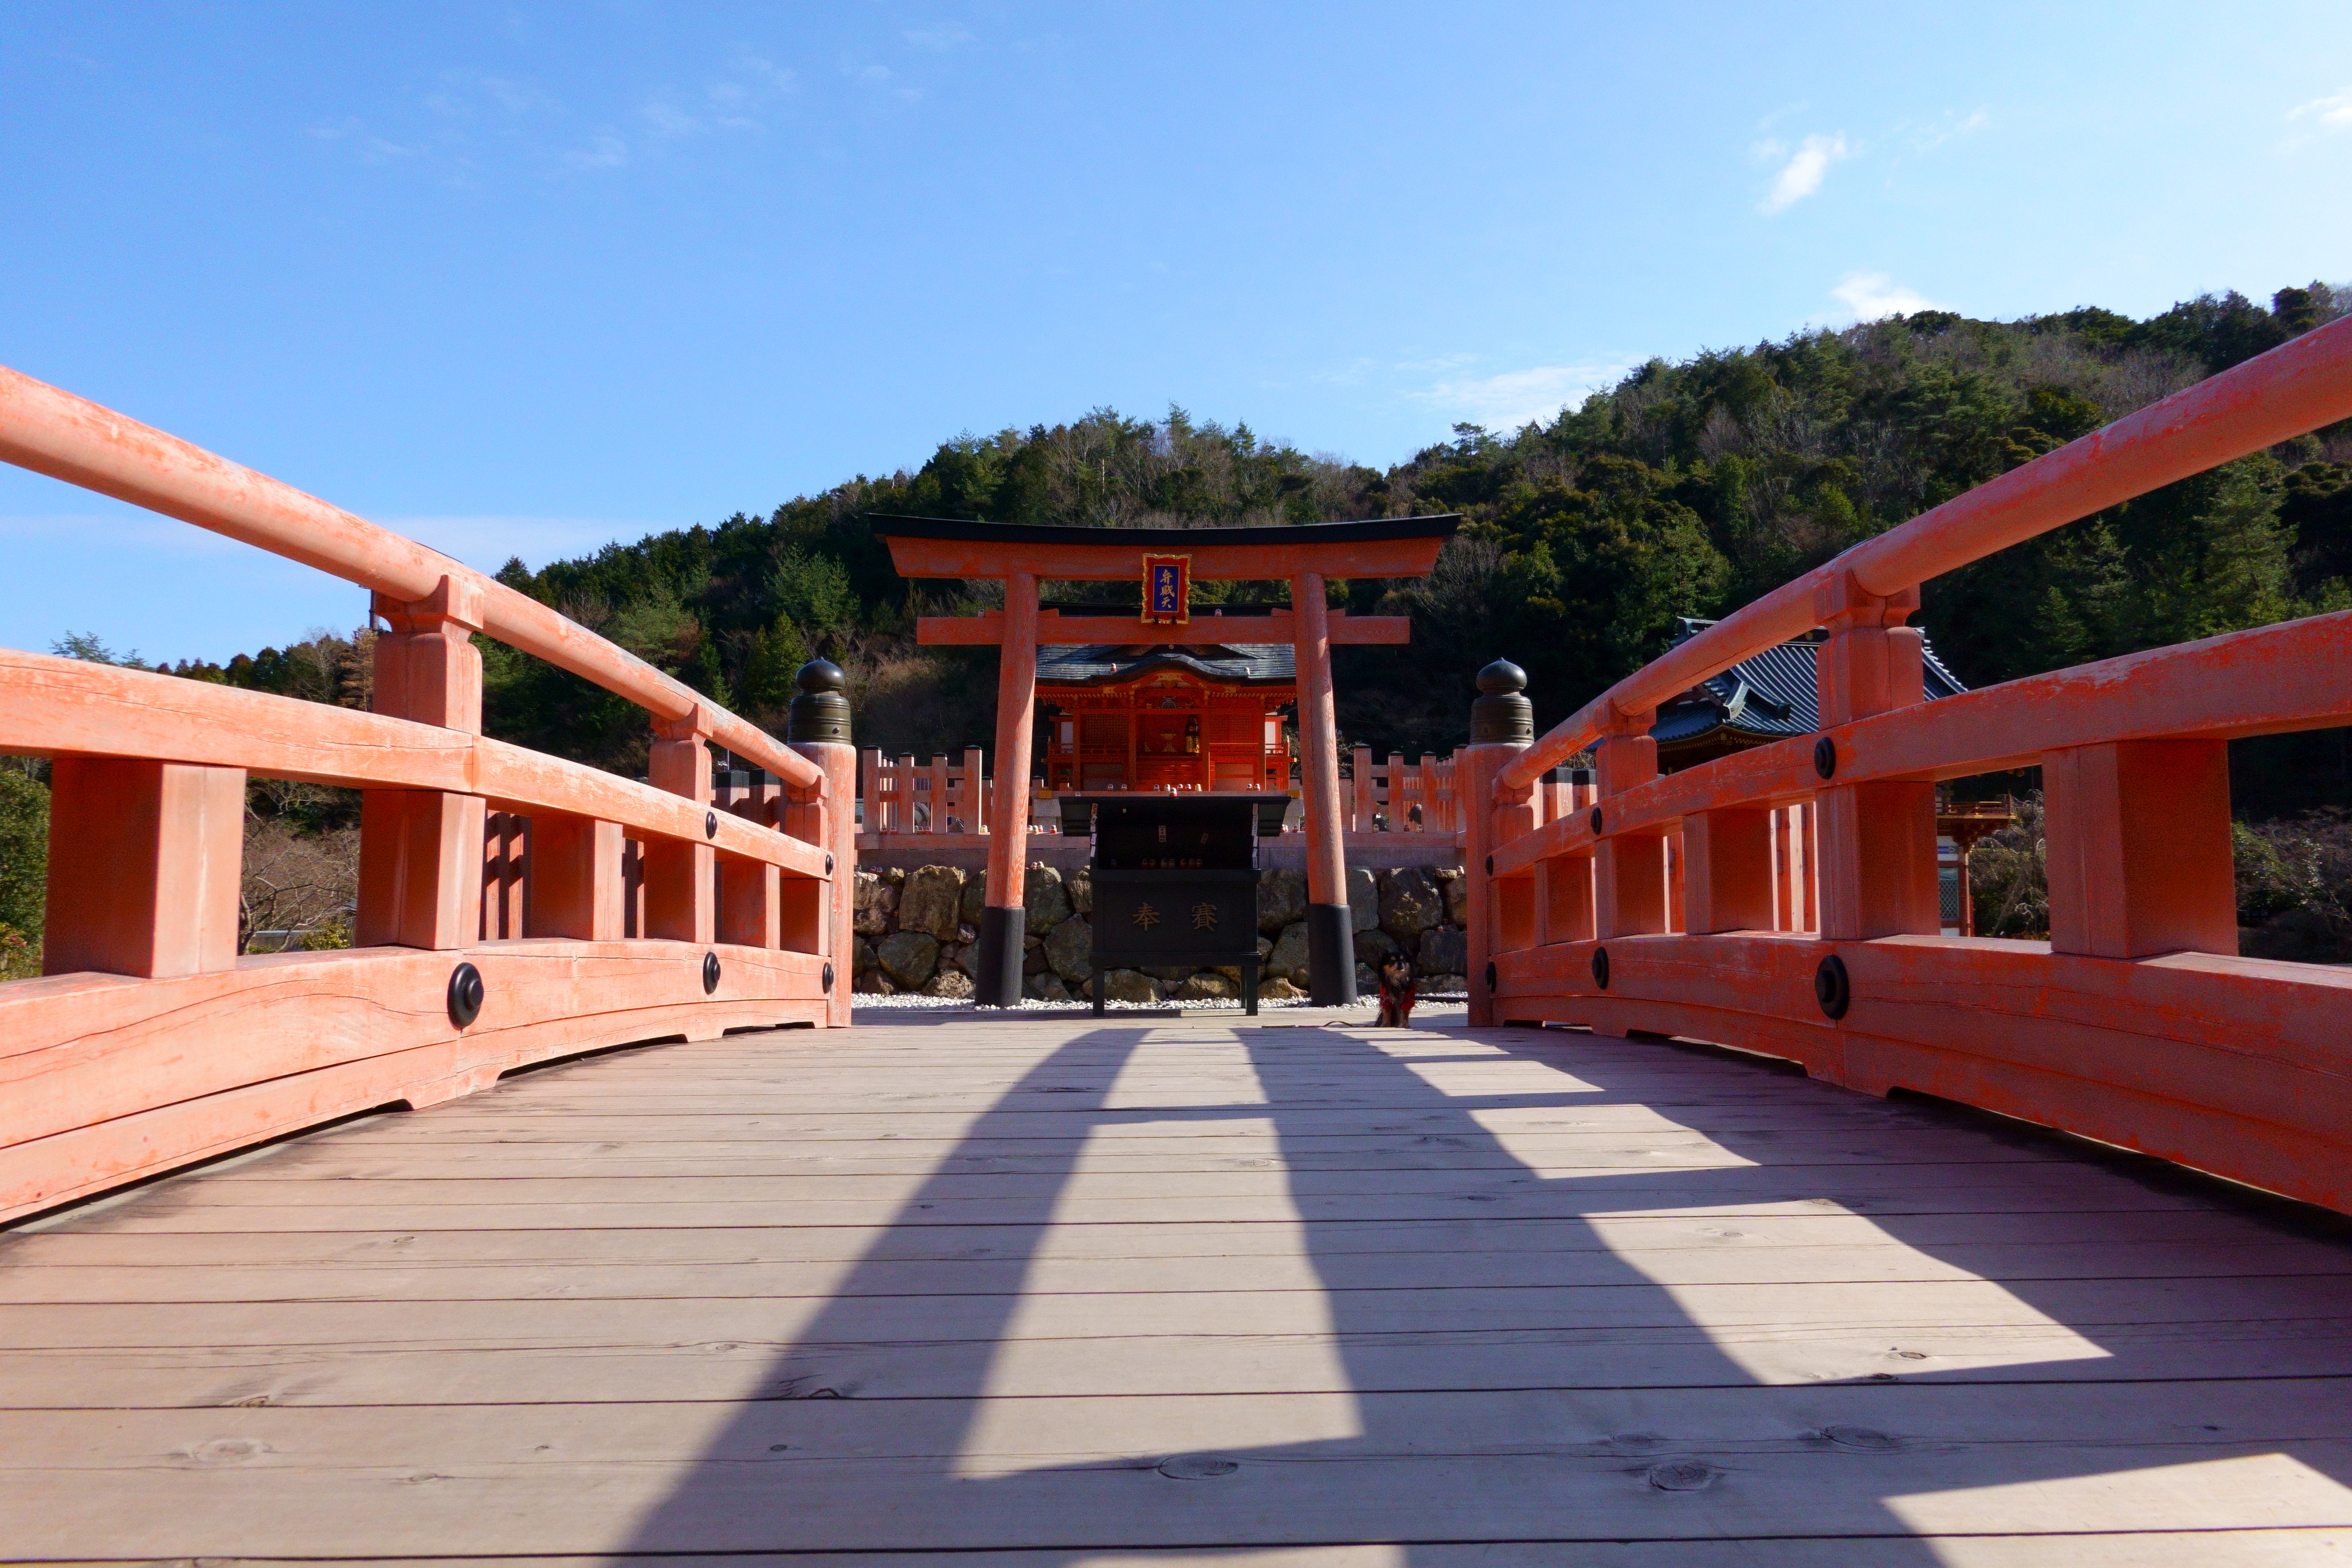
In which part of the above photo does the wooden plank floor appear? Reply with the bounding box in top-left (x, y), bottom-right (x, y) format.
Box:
top-left (5, 1010), bottom-right (2351, 1565)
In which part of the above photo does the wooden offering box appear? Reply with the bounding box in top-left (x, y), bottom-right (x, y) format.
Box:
top-left (1077, 793), bottom-right (1287, 1015)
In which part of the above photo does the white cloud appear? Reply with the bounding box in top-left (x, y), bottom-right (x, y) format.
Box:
top-left (644, 60), bottom-right (797, 137)
top-left (736, 53), bottom-right (798, 93)
top-left (1827, 271), bottom-right (1939, 322)
top-left (425, 70), bottom-right (554, 121)
top-left (643, 98), bottom-right (700, 136)
top-left (1907, 108), bottom-right (1988, 153)
top-left (2289, 87), bottom-right (2352, 128)
top-left (903, 26), bottom-right (971, 52)
top-left (1417, 364), bottom-right (1633, 431)
top-left (561, 134), bottom-right (628, 170)
top-left (1757, 132), bottom-right (1850, 213)
top-left (850, 60), bottom-right (923, 101)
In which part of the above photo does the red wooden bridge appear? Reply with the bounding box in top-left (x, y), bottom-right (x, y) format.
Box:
top-left (1, 327), bottom-right (2349, 1562)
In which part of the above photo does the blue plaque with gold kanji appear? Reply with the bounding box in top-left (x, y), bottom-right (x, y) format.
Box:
top-left (1141, 553), bottom-right (1190, 625)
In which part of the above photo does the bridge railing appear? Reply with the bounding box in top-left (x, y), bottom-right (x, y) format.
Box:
top-left (0, 367), bottom-right (853, 1224)
top-left (1461, 316), bottom-right (2352, 1216)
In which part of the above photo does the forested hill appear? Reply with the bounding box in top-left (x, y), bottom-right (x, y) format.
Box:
top-left (163, 283), bottom-right (2351, 806)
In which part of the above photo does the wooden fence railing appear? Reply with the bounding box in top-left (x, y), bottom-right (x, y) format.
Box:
top-left (1345, 748), bottom-right (1457, 834)
top-left (0, 367), bottom-right (853, 1224)
top-left (860, 747), bottom-right (1465, 840)
top-left (1459, 315), bottom-right (2352, 1216)
top-left (861, 749), bottom-right (993, 834)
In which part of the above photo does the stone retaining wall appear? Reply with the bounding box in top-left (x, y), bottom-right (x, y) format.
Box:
top-left (852, 863), bottom-right (1472, 1005)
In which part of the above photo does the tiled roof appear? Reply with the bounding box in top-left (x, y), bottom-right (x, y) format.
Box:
top-left (1035, 643), bottom-right (1296, 687)
top-left (1649, 618), bottom-right (1966, 747)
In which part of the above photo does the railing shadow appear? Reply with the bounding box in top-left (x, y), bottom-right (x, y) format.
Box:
top-left (616, 1016), bottom-right (2352, 1557)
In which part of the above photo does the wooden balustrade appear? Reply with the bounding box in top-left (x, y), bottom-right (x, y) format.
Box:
top-left (1465, 319), bottom-right (2352, 1216)
top-left (858, 746), bottom-right (1463, 842)
top-left (860, 749), bottom-right (992, 836)
top-left (0, 371), bottom-right (853, 1224)
top-left (1344, 748), bottom-right (1457, 834)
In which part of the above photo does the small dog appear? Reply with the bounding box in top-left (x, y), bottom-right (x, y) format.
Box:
top-left (1375, 951), bottom-right (1417, 1028)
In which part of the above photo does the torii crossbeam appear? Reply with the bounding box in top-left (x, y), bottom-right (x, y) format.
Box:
top-left (872, 515), bottom-right (1459, 1006)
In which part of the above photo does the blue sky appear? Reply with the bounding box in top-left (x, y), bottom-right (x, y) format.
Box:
top-left (3, 2), bottom-right (2349, 661)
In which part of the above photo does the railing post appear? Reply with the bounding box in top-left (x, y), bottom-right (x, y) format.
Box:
top-left (1683, 807), bottom-right (1775, 933)
top-left (529, 815), bottom-right (626, 940)
top-left (481, 812), bottom-right (528, 939)
top-left (359, 575), bottom-right (487, 950)
top-left (2043, 739), bottom-right (2237, 958)
top-left (714, 759), bottom-right (790, 959)
top-left (1535, 770), bottom-right (1596, 946)
top-left (1813, 574), bottom-right (1939, 940)
top-left (1463, 660), bottom-right (1534, 1026)
top-left (642, 705), bottom-right (715, 944)
top-left (43, 757), bottom-right (245, 977)
top-left (787, 660), bottom-right (857, 1026)
top-left (1593, 704), bottom-right (1668, 938)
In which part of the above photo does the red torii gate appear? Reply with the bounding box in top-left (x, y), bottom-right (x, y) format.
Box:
top-left (873, 515), bottom-right (1457, 1006)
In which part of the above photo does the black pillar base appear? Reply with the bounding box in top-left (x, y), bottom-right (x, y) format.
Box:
top-left (973, 905), bottom-right (1026, 1006)
top-left (1305, 901), bottom-right (1357, 1006)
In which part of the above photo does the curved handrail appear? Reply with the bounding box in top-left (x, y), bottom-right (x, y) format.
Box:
top-left (1497, 313), bottom-right (2352, 793)
top-left (0, 649), bottom-right (832, 876)
top-left (0, 366), bottom-right (822, 795)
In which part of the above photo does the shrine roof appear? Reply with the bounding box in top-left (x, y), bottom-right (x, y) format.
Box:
top-left (1650, 617), bottom-right (1966, 751)
top-left (1036, 642), bottom-right (1295, 688)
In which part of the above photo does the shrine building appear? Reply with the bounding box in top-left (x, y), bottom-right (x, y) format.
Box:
top-left (1035, 617), bottom-right (1295, 794)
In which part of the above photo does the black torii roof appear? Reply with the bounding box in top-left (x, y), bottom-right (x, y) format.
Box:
top-left (868, 513), bottom-right (1459, 547)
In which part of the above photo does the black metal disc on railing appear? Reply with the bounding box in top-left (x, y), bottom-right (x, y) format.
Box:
top-left (1814, 953), bottom-right (1851, 1018)
top-left (702, 951), bottom-right (721, 994)
top-left (1814, 736), bottom-right (1837, 780)
top-left (1591, 946), bottom-right (1610, 989)
top-left (446, 962), bottom-right (484, 1029)
top-left (1590, 805), bottom-right (1604, 835)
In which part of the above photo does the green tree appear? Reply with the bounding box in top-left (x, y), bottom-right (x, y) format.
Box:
top-left (0, 765), bottom-right (48, 978)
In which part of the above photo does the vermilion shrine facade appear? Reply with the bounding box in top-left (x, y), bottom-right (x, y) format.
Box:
top-left (874, 514), bottom-right (1457, 1006)
top-left (1035, 636), bottom-right (1294, 794)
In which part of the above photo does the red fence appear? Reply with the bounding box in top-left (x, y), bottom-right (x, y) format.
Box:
top-left (1460, 317), bottom-right (2352, 1216)
top-left (0, 368), bottom-right (853, 1224)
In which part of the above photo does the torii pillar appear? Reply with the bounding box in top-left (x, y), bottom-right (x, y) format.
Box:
top-left (877, 513), bottom-right (1459, 1006)
top-left (977, 570), bottom-right (1040, 1005)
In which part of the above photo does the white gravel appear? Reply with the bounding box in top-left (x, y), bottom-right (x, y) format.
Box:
top-left (851, 991), bottom-right (1469, 1016)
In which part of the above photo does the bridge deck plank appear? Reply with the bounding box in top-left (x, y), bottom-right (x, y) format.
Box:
top-left (3, 1012), bottom-right (2348, 1562)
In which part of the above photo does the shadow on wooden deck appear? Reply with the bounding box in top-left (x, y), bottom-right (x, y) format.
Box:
top-left (599, 1017), bottom-right (2352, 1561)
